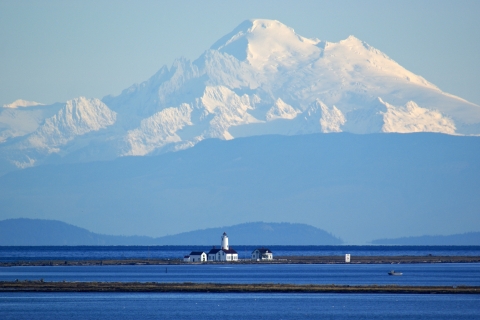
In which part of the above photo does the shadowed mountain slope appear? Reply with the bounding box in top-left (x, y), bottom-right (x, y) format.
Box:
top-left (0, 133), bottom-right (479, 243)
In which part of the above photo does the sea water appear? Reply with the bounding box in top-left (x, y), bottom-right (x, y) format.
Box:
top-left (1, 246), bottom-right (479, 319)
top-left (1, 263), bottom-right (479, 286)
top-left (1, 292), bottom-right (479, 319)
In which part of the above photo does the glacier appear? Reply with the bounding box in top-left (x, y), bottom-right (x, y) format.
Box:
top-left (1, 19), bottom-right (480, 173)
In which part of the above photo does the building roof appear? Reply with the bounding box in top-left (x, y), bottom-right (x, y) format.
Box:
top-left (253, 248), bottom-right (272, 254)
top-left (184, 255), bottom-right (190, 258)
top-left (208, 248), bottom-right (238, 254)
top-left (189, 251), bottom-right (205, 255)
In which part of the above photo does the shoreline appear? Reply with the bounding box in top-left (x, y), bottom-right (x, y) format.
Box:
top-left (0, 281), bottom-right (479, 294)
top-left (1, 255), bottom-right (479, 267)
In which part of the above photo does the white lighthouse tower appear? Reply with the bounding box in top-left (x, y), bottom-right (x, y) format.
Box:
top-left (221, 232), bottom-right (229, 250)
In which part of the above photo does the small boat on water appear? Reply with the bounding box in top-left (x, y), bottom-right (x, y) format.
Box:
top-left (388, 270), bottom-right (403, 276)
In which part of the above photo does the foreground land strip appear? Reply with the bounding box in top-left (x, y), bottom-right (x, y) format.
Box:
top-left (276, 255), bottom-right (480, 264)
top-left (1, 256), bottom-right (479, 267)
top-left (1, 282), bottom-right (479, 294)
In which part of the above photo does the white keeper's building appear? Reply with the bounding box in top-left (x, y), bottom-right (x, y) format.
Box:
top-left (184, 251), bottom-right (207, 262)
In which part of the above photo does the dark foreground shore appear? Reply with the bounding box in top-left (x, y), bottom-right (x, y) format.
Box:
top-left (1, 281), bottom-right (479, 294)
top-left (1, 255), bottom-right (479, 267)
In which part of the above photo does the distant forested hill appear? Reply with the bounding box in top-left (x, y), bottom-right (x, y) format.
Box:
top-left (0, 219), bottom-right (341, 246)
top-left (0, 219), bottom-right (153, 245)
top-left (371, 232), bottom-right (480, 245)
top-left (155, 222), bottom-right (342, 245)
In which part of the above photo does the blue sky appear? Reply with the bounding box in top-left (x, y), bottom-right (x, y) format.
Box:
top-left (1, 0), bottom-right (479, 106)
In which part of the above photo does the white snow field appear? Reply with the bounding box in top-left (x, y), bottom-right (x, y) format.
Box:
top-left (1, 19), bottom-right (479, 171)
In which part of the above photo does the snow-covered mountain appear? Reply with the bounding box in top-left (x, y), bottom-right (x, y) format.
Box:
top-left (1, 19), bottom-right (479, 172)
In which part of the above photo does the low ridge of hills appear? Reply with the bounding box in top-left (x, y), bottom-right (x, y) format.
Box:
top-left (0, 219), bottom-right (151, 246)
top-left (157, 222), bottom-right (342, 245)
top-left (371, 232), bottom-right (480, 245)
top-left (2, 218), bottom-right (477, 246)
top-left (0, 219), bottom-right (342, 246)
top-left (0, 132), bottom-right (479, 244)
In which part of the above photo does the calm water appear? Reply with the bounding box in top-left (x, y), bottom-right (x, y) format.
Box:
top-left (1, 246), bottom-right (479, 318)
top-left (1, 245), bottom-right (479, 262)
top-left (1, 292), bottom-right (479, 319)
top-left (1, 263), bottom-right (479, 286)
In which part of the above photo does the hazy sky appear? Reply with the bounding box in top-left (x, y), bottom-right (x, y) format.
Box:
top-left (1, 0), bottom-right (479, 106)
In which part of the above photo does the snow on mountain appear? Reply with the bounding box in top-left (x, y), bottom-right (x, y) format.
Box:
top-left (380, 99), bottom-right (456, 134)
top-left (293, 100), bottom-right (344, 134)
top-left (2, 97), bottom-right (116, 168)
top-left (2, 99), bottom-right (44, 109)
top-left (343, 98), bottom-right (456, 134)
top-left (123, 103), bottom-right (193, 156)
top-left (317, 100), bottom-right (346, 133)
top-left (1, 19), bottom-right (480, 172)
top-left (211, 19), bottom-right (321, 72)
top-left (266, 99), bottom-right (299, 121)
top-left (199, 85), bottom-right (260, 139)
top-left (25, 97), bottom-right (116, 151)
top-left (0, 101), bottom-right (61, 143)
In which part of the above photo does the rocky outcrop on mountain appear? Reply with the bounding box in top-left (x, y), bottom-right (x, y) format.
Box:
top-left (1, 97), bottom-right (116, 168)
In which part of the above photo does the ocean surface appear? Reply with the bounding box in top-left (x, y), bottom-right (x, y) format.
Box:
top-left (1, 292), bottom-right (479, 319)
top-left (1, 245), bottom-right (480, 262)
top-left (1, 246), bottom-right (479, 319)
top-left (1, 263), bottom-right (480, 286)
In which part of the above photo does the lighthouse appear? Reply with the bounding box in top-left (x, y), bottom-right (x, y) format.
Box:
top-left (206, 232), bottom-right (238, 261)
top-left (221, 232), bottom-right (229, 250)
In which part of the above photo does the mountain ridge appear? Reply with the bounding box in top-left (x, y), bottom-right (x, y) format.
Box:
top-left (0, 19), bottom-right (479, 173)
top-left (0, 219), bottom-right (341, 246)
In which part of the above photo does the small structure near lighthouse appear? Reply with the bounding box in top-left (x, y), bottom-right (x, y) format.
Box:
top-left (207, 232), bottom-right (238, 262)
top-left (184, 251), bottom-right (207, 262)
top-left (251, 248), bottom-right (273, 260)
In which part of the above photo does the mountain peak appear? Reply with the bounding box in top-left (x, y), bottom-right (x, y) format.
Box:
top-left (345, 34), bottom-right (360, 41)
top-left (210, 19), bottom-right (321, 69)
top-left (1, 19), bottom-right (480, 174)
